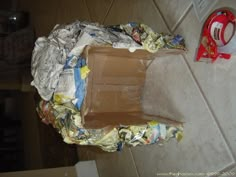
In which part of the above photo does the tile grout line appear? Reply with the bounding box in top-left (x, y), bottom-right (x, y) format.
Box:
top-left (83, 0), bottom-right (92, 21)
top-left (171, 3), bottom-right (193, 32)
top-left (129, 148), bottom-right (141, 177)
top-left (172, 2), bottom-right (236, 172)
top-left (211, 163), bottom-right (236, 177)
top-left (94, 160), bottom-right (102, 177)
top-left (152, 0), bottom-right (171, 34)
top-left (102, 0), bottom-right (115, 25)
top-left (181, 54), bottom-right (236, 162)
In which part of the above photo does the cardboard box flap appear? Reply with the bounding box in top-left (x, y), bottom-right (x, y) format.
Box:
top-left (85, 46), bottom-right (152, 60)
top-left (84, 46), bottom-right (185, 60)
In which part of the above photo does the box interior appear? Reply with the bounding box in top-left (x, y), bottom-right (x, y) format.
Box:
top-left (81, 46), bottom-right (183, 129)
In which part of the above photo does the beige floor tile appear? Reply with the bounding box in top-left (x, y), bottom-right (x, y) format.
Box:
top-left (155, 0), bottom-right (192, 30)
top-left (175, 4), bottom-right (236, 158)
top-left (219, 166), bottom-right (236, 177)
top-left (95, 147), bottom-right (138, 177)
top-left (104, 0), bottom-right (169, 33)
top-left (131, 55), bottom-right (234, 177)
top-left (86, 0), bottom-right (113, 24)
top-left (213, 0), bottom-right (236, 13)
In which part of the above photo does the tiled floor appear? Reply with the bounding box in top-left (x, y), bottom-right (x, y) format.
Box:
top-left (132, 55), bottom-right (234, 177)
top-left (220, 166), bottom-right (236, 177)
top-left (103, 1), bottom-right (236, 177)
top-left (175, 4), bottom-right (236, 160)
top-left (85, 0), bottom-right (113, 23)
top-left (90, 1), bottom-right (236, 176)
top-left (95, 148), bottom-right (139, 177)
top-left (18, 0), bottom-right (236, 176)
top-left (155, 0), bottom-right (192, 31)
top-left (103, 0), bottom-right (169, 33)
top-left (135, 1), bottom-right (236, 177)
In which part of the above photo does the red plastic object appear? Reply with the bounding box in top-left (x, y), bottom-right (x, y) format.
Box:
top-left (196, 9), bottom-right (236, 63)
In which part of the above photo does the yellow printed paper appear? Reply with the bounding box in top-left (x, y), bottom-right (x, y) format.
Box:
top-left (80, 66), bottom-right (90, 79)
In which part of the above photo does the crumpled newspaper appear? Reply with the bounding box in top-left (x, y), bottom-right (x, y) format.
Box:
top-left (37, 100), bottom-right (120, 152)
top-left (118, 121), bottom-right (183, 148)
top-left (31, 21), bottom-right (143, 101)
top-left (120, 22), bottom-right (185, 53)
top-left (37, 100), bottom-right (183, 152)
top-left (31, 37), bottom-right (67, 100)
top-left (53, 56), bottom-right (90, 109)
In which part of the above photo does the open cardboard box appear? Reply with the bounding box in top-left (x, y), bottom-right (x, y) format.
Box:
top-left (80, 46), bottom-right (184, 129)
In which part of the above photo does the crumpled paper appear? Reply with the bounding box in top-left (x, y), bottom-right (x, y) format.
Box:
top-left (37, 100), bottom-right (183, 152)
top-left (32, 20), bottom-right (185, 152)
top-left (31, 21), bottom-right (142, 100)
top-left (31, 37), bottom-right (67, 100)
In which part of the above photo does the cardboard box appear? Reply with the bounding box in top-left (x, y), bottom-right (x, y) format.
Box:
top-left (81, 46), bottom-right (184, 129)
